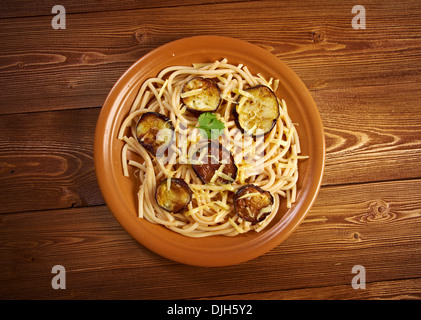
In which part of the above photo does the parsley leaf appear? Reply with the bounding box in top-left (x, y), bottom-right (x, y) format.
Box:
top-left (196, 112), bottom-right (225, 140)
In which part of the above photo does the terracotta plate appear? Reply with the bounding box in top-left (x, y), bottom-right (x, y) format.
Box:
top-left (94, 36), bottom-right (325, 267)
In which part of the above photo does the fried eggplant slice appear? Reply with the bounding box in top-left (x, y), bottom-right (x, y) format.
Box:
top-left (191, 143), bottom-right (237, 184)
top-left (155, 178), bottom-right (192, 213)
top-left (234, 184), bottom-right (274, 223)
top-left (233, 85), bottom-right (280, 136)
top-left (181, 77), bottom-right (221, 114)
top-left (136, 112), bottom-right (174, 156)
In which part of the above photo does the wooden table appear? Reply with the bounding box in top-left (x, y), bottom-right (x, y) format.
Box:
top-left (1, 0), bottom-right (420, 301)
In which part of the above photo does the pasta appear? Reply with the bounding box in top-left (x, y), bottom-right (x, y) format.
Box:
top-left (118, 59), bottom-right (306, 237)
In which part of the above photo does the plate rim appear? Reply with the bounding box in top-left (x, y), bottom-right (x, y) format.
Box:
top-left (94, 35), bottom-right (325, 266)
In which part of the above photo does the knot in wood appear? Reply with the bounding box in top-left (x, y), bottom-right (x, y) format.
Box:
top-left (133, 28), bottom-right (147, 44)
top-left (61, 187), bottom-right (83, 208)
top-left (366, 199), bottom-right (392, 222)
top-left (312, 30), bottom-right (325, 43)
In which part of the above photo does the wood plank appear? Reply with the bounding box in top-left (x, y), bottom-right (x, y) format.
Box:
top-left (208, 278), bottom-right (421, 300)
top-left (0, 0), bottom-right (249, 19)
top-left (0, 108), bottom-right (104, 214)
top-left (314, 82), bottom-right (421, 185)
top-left (1, 85), bottom-right (420, 214)
top-left (1, 178), bottom-right (420, 299)
top-left (0, 0), bottom-right (419, 114)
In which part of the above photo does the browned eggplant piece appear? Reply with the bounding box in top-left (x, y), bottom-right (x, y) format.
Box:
top-left (191, 142), bottom-right (237, 184)
top-left (234, 184), bottom-right (274, 223)
top-left (136, 112), bottom-right (174, 156)
top-left (233, 85), bottom-right (280, 137)
top-left (181, 77), bottom-right (222, 114)
top-left (155, 178), bottom-right (192, 213)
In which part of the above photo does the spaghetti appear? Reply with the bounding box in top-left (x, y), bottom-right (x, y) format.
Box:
top-left (118, 59), bottom-right (305, 237)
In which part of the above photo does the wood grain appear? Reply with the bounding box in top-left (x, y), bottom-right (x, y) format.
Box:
top-left (0, 0), bottom-right (249, 19)
top-left (1, 178), bottom-right (420, 299)
top-left (315, 83), bottom-right (421, 185)
top-left (0, 85), bottom-right (420, 213)
top-left (0, 0), bottom-right (419, 114)
top-left (209, 278), bottom-right (421, 300)
top-left (0, 0), bottom-right (420, 301)
top-left (0, 108), bottom-right (103, 214)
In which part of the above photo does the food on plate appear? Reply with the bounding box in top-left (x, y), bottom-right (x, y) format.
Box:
top-left (136, 112), bottom-right (174, 155)
top-left (194, 112), bottom-right (225, 140)
top-left (234, 184), bottom-right (274, 223)
top-left (156, 178), bottom-right (192, 213)
top-left (118, 59), bottom-right (306, 237)
top-left (191, 142), bottom-right (237, 184)
top-left (181, 77), bottom-right (221, 114)
top-left (233, 85), bottom-right (280, 136)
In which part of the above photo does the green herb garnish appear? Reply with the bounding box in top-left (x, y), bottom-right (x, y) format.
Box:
top-left (196, 112), bottom-right (225, 140)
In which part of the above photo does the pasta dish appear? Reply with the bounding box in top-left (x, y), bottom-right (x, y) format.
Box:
top-left (118, 59), bottom-right (306, 237)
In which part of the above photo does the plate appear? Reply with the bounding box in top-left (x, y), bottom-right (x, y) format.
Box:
top-left (94, 36), bottom-right (325, 266)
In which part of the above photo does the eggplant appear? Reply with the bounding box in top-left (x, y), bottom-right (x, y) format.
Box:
top-left (191, 142), bottom-right (237, 184)
top-left (233, 85), bottom-right (280, 137)
top-left (234, 184), bottom-right (274, 223)
top-left (136, 112), bottom-right (174, 156)
top-left (155, 178), bottom-right (192, 213)
top-left (181, 77), bottom-right (221, 114)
